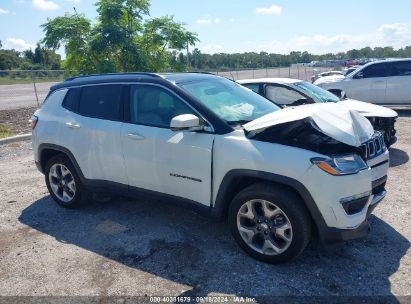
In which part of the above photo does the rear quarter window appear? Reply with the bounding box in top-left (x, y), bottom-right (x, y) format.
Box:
top-left (62, 88), bottom-right (81, 111)
top-left (78, 85), bottom-right (123, 121)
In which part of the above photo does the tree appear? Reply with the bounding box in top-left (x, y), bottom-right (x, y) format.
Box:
top-left (41, 0), bottom-right (198, 73)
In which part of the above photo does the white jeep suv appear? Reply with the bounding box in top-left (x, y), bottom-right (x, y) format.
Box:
top-left (315, 58), bottom-right (411, 106)
top-left (32, 73), bottom-right (389, 263)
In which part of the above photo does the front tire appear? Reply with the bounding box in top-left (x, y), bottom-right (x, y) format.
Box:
top-left (228, 182), bottom-right (312, 264)
top-left (45, 154), bottom-right (86, 208)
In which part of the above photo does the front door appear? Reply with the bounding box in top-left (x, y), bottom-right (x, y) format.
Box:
top-left (121, 84), bottom-right (215, 206)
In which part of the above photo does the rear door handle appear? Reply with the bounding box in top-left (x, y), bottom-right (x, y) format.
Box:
top-left (66, 122), bottom-right (81, 129)
top-left (127, 132), bottom-right (145, 140)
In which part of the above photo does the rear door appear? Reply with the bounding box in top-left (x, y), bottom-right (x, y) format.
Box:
top-left (121, 84), bottom-right (215, 206)
top-left (61, 84), bottom-right (127, 185)
top-left (385, 60), bottom-right (411, 105)
top-left (348, 63), bottom-right (389, 104)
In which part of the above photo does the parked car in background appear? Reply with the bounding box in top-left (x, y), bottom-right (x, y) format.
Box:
top-left (345, 59), bottom-right (360, 67)
top-left (311, 71), bottom-right (344, 83)
top-left (32, 73), bottom-right (389, 263)
top-left (314, 58), bottom-right (411, 107)
top-left (343, 65), bottom-right (361, 76)
top-left (238, 78), bottom-right (398, 146)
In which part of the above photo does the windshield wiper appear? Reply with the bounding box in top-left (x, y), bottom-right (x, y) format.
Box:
top-left (227, 119), bottom-right (252, 126)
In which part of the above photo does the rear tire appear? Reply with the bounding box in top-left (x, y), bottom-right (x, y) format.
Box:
top-left (45, 154), bottom-right (87, 208)
top-left (228, 182), bottom-right (312, 263)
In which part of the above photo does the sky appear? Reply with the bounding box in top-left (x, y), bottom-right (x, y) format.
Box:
top-left (1, 0), bottom-right (411, 56)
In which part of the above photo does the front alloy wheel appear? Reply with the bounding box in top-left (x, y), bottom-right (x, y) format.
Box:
top-left (237, 199), bottom-right (293, 255)
top-left (229, 182), bottom-right (312, 263)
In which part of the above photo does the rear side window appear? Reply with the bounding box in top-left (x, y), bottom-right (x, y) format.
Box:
top-left (391, 61), bottom-right (411, 76)
top-left (62, 88), bottom-right (80, 111)
top-left (78, 85), bottom-right (123, 120)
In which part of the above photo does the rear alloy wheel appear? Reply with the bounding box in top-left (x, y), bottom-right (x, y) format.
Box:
top-left (45, 155), bottom-right (85, 208)
top-left (48, 163), bottom-right (76, 203)
top-left (229, 182), bottom-right (312, 263)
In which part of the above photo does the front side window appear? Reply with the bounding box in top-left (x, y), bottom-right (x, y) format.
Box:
top-left (360, 63), bottom-right (389, 78)
top-left (178, 77), bottom-right (279, 124)
top-left (130, 85), bottom-right (196, 128)
top-left (78, 85), bottom-right (123, 120)
top-left (265, 85), bottom-right (305, 105)
top-left (391, 61), bottom-right (411, 76)
top-left (243, 83), bottom-right (260, 94)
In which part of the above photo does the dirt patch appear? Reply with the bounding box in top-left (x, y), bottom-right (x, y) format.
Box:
top-left (0, 107), bottom-right (37, 134)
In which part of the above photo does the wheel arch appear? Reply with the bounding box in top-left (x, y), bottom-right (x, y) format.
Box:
top-left (212, 169), bottom-right (328, 234)
top-left (38, 144), bottom-right (85, 181)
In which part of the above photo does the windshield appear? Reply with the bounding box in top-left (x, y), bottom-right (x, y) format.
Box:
top-left (293, 81), bottom-right (340, 103)
top-left (178, 77), bottom-right (280, 124)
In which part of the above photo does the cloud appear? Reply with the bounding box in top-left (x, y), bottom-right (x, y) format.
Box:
top-left (196, 18), bottom-right (211, 25)
top-left (254, 23), bottom-right (411, 54)
top-left (196, 15), bottom-right (221, 25)
top-left (200, 43), bottom-right (223, 54)
top-left (32, 0), bottom-right (59, 10)
top-left (255, 4), bottom-right (282, 15)
top-left (0, 8), bottom-right (10, 14)
top-left (4, 38), bottom-right (34, 51)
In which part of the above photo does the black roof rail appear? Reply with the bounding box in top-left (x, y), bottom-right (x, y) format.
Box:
top-left (64, 72), bottom-right (162, 82)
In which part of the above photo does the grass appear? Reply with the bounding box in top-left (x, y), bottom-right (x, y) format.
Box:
top-left (0, 124), bottom-right (15, 139)
top-left (0, 76), bottom-right (65, 85)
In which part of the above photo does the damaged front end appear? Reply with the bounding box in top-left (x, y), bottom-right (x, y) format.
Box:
top-left (243, 103), bottom-right (376, 158)
top-left (246, 118), bottom-right (363, 157)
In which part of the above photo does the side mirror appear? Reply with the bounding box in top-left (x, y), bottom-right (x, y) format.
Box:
top-left (354, 71), bottom-right (363, 79)
top-left (170, 114), bottom-right (205, 132)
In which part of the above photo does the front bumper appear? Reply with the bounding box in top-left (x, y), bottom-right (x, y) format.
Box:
top-left (319, 188), bottom-right (386, 245)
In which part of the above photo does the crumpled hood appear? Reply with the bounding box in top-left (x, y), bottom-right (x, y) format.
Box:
top-left (244, 103), bottom-right (374, 147)
top-left (338, 98), bottom-right (398, 118)
top-left (314, 74), bottom-right (345, 85)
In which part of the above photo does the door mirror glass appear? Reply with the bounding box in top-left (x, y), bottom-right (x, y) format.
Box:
top-left (170, 114), bottom-right (204, 131)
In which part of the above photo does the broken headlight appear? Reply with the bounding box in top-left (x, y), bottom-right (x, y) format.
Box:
top-left (311, 154), bottom-right (368, 176)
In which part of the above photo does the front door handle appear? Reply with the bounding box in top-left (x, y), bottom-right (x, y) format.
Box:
top-left (66, 122), bottom-right (81, 129)
top-left (127, 132), bottom-right (145, 140)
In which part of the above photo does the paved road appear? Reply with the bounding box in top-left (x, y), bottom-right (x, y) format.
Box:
top-left (0, 82), bottom-right (54, 110)
top-left (0, 67), bottom-right (330, 111)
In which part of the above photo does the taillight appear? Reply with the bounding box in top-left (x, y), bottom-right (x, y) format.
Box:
top-left (31, 115), bottom-right (38, 129)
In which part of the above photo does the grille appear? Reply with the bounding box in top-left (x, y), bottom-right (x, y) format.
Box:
top-left (360, 132), bottom-right (386, 160)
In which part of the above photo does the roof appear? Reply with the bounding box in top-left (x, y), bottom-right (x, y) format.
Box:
top-left (159, 72), bottom-right (218, 83)
top-left (237, 78), bottom-right (302, 85)
top-left (361, 57), bottom-right (411, 68)
top-left (50, 72), bottom-right (220, 91)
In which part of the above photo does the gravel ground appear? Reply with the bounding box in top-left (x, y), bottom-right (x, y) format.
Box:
top-left (0, 107), bottom-right (37, 134)
top-left (0, 112), bottom-right (410, 302)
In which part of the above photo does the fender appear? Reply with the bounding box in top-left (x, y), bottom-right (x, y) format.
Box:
top-left (38, 143), bottom-right (86, 179)
top-left (212, 169), bottom-right (329, 233)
